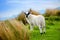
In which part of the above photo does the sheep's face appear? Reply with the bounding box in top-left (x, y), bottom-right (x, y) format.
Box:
top-left (25, 12), bottom-right (30, 18)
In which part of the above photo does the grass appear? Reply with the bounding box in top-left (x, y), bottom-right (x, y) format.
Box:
top-left (29, 20), bottom-right (60, 40)
top-left (0, 19), bottom-right (29, 40)
top-left (0, 17), bottom-right (60, 40)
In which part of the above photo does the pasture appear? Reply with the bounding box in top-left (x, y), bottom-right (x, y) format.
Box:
top-left (29, 17), bottom-right (60, 40)
top-left (0, 15), bottom-right (60, 40)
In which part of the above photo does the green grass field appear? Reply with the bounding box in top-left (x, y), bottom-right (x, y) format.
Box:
top-left (29, 20), bottom-right (60, 40)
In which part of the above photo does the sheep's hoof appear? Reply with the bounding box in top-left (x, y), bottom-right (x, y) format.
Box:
top-left (40, 33), bottom-right (43, 35)
top-left (44, 32), bottom-right (45, 33)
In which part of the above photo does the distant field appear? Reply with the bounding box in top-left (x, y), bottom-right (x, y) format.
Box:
top-left (29, 20), bottom-right (60, 40)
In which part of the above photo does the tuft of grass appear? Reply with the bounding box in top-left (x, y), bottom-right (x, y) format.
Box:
top-left (0, 19), bottom-right (29, 40)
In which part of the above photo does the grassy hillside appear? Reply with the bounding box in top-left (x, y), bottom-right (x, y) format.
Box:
top-left (0, 9), bottom-right (60, 40)
top-left (0, 17), bottom-right (60, 40)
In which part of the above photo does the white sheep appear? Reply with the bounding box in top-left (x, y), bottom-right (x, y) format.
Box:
top-left (25, 12), bottom-right (46, 34)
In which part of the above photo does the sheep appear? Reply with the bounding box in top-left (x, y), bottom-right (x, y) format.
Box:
top-left (24, 11), bottom-right (46, 34)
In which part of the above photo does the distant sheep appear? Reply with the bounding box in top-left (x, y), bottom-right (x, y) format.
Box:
top-left (24, 11), bottom-right (46, 34)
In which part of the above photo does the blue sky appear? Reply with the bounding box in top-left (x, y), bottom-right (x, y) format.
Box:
top-left (0, 0), bottom-right (60, 20)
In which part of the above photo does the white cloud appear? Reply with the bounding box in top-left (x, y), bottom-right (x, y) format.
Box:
top-left (6, 0), bottom-right (60, 9)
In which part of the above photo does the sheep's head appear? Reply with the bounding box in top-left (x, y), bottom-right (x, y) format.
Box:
top-left (24, 12), bottom-right (31, 18)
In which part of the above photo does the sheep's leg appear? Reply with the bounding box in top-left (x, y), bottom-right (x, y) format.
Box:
top-left (30, 24), bottom-right (33, 30)
top-left (38, 25), bottom-right (43, 34)
top-left (26, 18), bottom-right (33, 30)
top-left (43, 22), bottom-right (46, 33)
top-left (43, 26), bottom-right (46, 33)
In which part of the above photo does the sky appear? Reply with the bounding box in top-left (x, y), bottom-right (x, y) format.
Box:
top-left (0, 0), bottom-right (60, 20)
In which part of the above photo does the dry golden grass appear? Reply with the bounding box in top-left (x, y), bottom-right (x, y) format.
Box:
top-left (0, 19), bottom-right (29, 40)
top-left (45, 9), bottom-right (60, 16)
top-left (17, 12), bottom-right (27, 24)
top-left (28, 9), bottom-right (40, 15)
